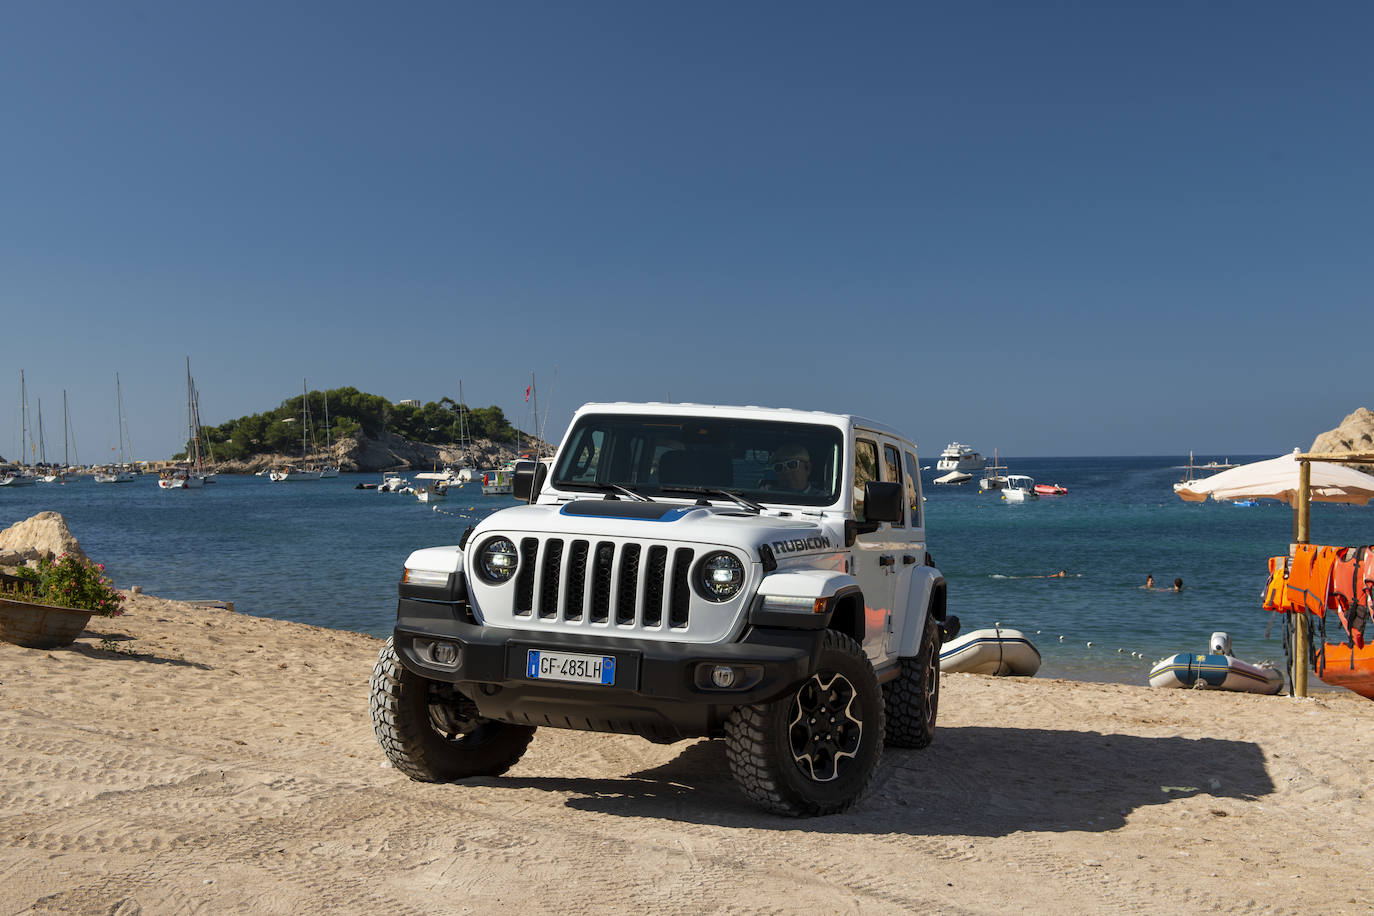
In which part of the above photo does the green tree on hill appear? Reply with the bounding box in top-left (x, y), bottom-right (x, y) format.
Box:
top-left (196, 387), bottom-right (528, 462)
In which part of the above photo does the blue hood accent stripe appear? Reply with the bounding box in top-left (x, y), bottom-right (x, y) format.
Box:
top-left (558, 502), bottom-right (697, 523)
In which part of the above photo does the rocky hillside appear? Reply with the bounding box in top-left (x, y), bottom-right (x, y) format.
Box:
top-left (208, 431), bottom-right (550, 475)
top-left (1309, 407), bottom-right (1374, 469)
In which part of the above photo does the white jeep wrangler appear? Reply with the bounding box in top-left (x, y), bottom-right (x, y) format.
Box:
top-left (370, 402), bottom-right (952, 816)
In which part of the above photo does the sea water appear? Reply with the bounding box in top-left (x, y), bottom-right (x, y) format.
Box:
top-left (2, 457), bottom-right (1369, 686)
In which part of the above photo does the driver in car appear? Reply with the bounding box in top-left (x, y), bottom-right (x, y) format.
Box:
top-left (768, 443), bottom-right (815, 493)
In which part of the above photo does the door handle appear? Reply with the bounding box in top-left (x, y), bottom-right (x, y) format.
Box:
top-left (903, 555), bottom-right (918, 565)
top-left (878, 555), bottom-right (895, 567)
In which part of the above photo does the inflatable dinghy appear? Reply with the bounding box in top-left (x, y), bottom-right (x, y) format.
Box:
top-left (939, 627), bottom-right (1041, 676)
top-left (1148, 632), bottom-right (1283, 695)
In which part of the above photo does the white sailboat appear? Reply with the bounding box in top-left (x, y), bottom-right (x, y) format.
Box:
top-left (35, 398), bottom-right (61, 482)
top-left (94, 373), bottom-right (138, 482)
top-left (271, 379), bottom-right (323, 481)
top-left (318, 390), bottom-right (339, 478)
top-left (160, 359), bottom-right (210, 489)
top-left (1, 370), bottom-right (36, 487)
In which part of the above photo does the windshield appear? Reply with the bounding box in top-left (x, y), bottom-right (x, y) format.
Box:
top-left (552, 413), bottom-right (843, 507)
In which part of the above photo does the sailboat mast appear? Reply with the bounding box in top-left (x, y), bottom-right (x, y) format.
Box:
top-left (19, 370), bottom-right (29, 468)
top-left (529, 371), bottom-right (538, 457)
top-left (63, 391), bottom-right (69, 468)
top-left (115, 373), bottom-right (124, 467)
top-left (36, 398), bottom-right (45, 466)
top-left (302, 378), bottom-right (309, 462)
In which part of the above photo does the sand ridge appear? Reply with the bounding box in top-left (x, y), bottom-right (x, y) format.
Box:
top-left (1, 592), bottom-right (1371, 914)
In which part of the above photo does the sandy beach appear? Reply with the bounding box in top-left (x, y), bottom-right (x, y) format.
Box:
top-left (1, 592), bottom-right (1370, 915)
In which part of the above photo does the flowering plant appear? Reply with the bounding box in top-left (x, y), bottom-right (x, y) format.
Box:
top-left (3, 554), bottom-right (124, 617)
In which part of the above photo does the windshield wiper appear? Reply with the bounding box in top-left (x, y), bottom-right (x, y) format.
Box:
top-left (563, 481), bottom-right (651, 502)
top-left (658, 486), bottom-right (764, 513)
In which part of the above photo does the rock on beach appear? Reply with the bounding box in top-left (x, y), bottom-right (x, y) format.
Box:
top-left (0, 511), bottom-right (88, 567)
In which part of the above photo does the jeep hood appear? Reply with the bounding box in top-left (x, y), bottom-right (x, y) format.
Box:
top-left (472, 500), bottom-right (836, 555)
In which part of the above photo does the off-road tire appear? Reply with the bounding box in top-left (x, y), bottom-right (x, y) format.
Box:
top-left (723, 630), bottom-right (885, 816)
top-left (882, 614), bottom-right (940, 749)
top-left (370, 637), bottom-right (535, 781)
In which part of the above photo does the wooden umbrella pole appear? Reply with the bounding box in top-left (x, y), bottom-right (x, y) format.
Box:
top-left (1292, 458), bottom-right (1311, 697)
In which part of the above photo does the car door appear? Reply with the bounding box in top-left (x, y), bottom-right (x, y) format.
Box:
top-left (851, 433), bottom-right (897, 662)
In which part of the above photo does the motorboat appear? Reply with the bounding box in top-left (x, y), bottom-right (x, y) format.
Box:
top-left (270, 466), bottom-right (323, 482)
top-left (0, 469), bottom-right (35, 487)
top-left (158, 468), bottom-right (206, 489)
top-left (1034, 483), bottom-right (1068, 496)
top-left (415, 482), bottom-right (449, 503)
top-left (481, 459), bottom-right (537, 495)
top-left (378, 474), bottom-right (410, 493)
top-left (979, 449), bottom-right (1008, 491)
top-left (940, 627), bottom-right (1041, 676)
top-left (93, 465), bottom-right (138, 483)
top-left (1148, 632), bottom-right (1283, 695)
top-left (936, 442), bottom-right (986, 472)
top-left (1002, 475), bottom-right (1039, 502)
top-left (934, 471), bottom-right (972, 485)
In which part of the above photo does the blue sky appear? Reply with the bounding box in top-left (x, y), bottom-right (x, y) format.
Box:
top-left (3, 2), bottom-right (1370, 462)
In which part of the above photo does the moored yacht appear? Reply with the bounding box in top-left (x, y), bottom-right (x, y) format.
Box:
top-left (937, 442), bottom-right (986, 472)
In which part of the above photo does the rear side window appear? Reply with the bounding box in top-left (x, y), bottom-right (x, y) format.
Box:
top-left (904, 450), bottom-right (923, 528)
top-left (883, 443), bottom-right (905, 528)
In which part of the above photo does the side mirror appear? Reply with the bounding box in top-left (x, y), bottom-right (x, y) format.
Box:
top-left (844, 480), bottom-right (905, 545)
top-left (513, 461), bottom-right (548, 503)
top-left (864, 480), bottom-right (904, 523)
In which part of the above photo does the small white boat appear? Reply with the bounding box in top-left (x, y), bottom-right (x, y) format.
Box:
top-left (1148, 632), bottom-right (1283, 695)
top-left (1002, 474), bottom-right (1039, 502)
top-left (936, 442), bottom-right (986, 472)
top-left (934, 470), bottom-right (972, 485)
top-left (940, 627), bottom-right (1041, 676)
top-left (415, 482), bottom-right (448, 503)
top-left (93, 466), bottom-right (138, 483)
top-left (158, 469), bottom-right (206, 489)
top-left (378, 474), bottom-right (409, 493)
top-left (0, 470), bottom-right (36, 487)
top-left (270, 465), bottom-right (323, 482)
top-left (979, 449), bottom-right (1008, 491)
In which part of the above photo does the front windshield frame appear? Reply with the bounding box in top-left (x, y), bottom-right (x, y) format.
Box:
top-left (550, 413), bottom-right (844, 508)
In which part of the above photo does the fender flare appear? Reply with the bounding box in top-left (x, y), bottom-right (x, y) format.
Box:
top-left (896, 569), bottom-right (946, 658)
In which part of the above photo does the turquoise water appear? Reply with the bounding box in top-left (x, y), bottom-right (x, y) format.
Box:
top-left (2, 458), bottom-right (1369, 686)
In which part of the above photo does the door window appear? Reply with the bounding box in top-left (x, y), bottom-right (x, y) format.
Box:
top-left (853, 439), bottom-right (878, 521)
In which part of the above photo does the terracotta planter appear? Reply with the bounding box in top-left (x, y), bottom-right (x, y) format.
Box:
top-left (0, 596), bottom-right (95, 649)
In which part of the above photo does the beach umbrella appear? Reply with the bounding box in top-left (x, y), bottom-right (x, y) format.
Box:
top-left (1174, 449), bottom-right (1374, 505)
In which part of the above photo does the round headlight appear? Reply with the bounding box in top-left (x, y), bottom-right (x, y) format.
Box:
top-left (477, 536), bottom-right (519, 583)
top-left (697, 551), bottom-right (745, 602)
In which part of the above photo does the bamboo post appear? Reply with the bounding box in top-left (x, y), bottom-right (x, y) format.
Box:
top-left (1292, 458), bottom-right (1311, 697)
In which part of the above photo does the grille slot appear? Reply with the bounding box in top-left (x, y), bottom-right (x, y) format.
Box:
top-left (616, 544), bottom-right (642, 624)
top-left (565, 539), bottom-right (588, 621)
top-left (670, 548), bottom-right (693, 628)
top-left (643, 546), bottom-right (667, 627)
top-left (514, 537), bottom-right (539, 615)
top-left (538, 538), bottom-right (563, 619)
top-left (590, 541), bottom-right (614, 623)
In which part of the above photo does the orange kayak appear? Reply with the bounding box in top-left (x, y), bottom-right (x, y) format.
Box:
top-left (1318, 643), bottom-right (1374, 700)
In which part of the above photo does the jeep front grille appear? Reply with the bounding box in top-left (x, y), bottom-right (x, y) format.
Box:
top-left (510, 537), bottom-right (696, 631)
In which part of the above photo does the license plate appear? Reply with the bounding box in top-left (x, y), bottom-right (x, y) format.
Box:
top-left (526, 649), bottom-right (616, 686)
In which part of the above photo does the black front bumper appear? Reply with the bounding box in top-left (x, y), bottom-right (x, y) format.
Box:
top-left (393, 597), bottom-right (824, 741)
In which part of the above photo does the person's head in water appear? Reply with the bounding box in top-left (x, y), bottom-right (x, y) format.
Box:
top-left (1052, 569), bottom-right (1067, 578)
top-left (1173, 577), bottom-right (1183, 592)
top-left (770, 443), bottom-right (812, 491)
top-left (1145, 575), bottom-right (1155, 589)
